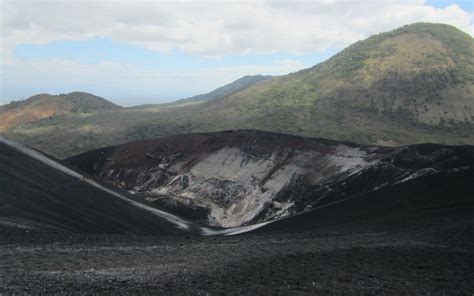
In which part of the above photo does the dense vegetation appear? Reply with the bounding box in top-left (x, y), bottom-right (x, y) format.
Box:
top-left (2, 23), bottom-right (473, 158)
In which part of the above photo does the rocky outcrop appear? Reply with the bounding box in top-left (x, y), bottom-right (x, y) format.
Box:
top-left (67, 130), bottom-right (474, 228)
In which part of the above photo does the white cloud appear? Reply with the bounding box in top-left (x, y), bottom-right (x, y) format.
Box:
top-left (1, 0), bottom-right (472, 59)
top-left (1, 0), bottom-right (473, 104)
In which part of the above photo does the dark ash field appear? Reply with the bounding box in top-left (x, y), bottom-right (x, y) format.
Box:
top-left (2, 213), bottom-right (473, 295)
top-left (1, 132), bottom-right (473, 295)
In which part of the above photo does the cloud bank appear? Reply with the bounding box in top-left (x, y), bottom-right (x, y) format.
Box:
top-left (1, 0), bottom-right (473, 104)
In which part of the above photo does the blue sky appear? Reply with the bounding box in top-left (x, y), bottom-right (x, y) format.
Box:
top-left (1, 0), bottom-right (473, 106)
top-left (427, 0), bottom-right (473, 10)
top-left (14, 38), bottom-right (339, 74)
top-left (7, 41), bottom-right (338, 105)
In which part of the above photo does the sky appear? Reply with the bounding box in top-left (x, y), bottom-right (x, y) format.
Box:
top-left (1, 0), bottom-right (473, 106)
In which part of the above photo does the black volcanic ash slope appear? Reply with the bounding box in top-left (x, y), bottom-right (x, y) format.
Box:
top-left (66, 130), bottom-right (474, 229)
top-left (259, 160), bottom-right (474, 235)
top-left (0, 136), bottom-right (192, 235)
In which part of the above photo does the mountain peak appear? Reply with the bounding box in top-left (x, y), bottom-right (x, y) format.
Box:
top-left (65, 91), bottom-right (95, 96)
top-left (201, 22), bottom-right (473, 144)
top-left (0, 92), bottom-right (120, 130)
top-left (393, 22), bottom-right (470, 34)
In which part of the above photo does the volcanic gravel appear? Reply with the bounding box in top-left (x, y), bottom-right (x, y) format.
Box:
top-left (1, 222), bottom-right (473, 295)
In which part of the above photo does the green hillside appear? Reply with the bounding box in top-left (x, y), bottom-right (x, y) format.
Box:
top-left (129, 22), bottom-right (474, 145)
top-left (200, 23), bottom-right (474, 141)
top-left (0, 92), bottom-right (120, 130)
top-left (2, 23), bottom-right (473, 158)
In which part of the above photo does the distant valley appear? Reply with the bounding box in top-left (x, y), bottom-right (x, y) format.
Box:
top-left (1, 23), bottom-right (473, 158)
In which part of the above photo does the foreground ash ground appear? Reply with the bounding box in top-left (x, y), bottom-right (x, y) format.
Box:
top-left (1, 131), bottom-right (473, 294)
top-left (2, 226), bottom-right (473, 294)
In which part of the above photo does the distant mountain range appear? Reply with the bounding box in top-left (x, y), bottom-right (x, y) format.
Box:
top-left (1, 22), bottom-right (473, 158)
top-left (173, 75), bottom-right (273, 105)
top-left (128, 74), bottom-right (272, 110)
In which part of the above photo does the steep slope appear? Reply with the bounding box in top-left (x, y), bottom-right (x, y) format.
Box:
top-left (0, 136), bottom-right (192, 235)
top-left (173, 75), bottom-right (273, 105)
top-left (3, 23), bottom-right (473, 158)
top-left (67, 130), bottom-right (474, 228)
top-left (258, 164), bottom-right (474, 234)
top-left (0, 92), bottom-right (120, 131)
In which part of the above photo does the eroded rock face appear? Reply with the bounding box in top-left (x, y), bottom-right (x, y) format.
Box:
top-left (66, 130), bottom-right (474, 228)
